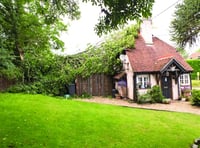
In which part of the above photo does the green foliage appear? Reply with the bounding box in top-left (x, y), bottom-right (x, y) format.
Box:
top-left (0, 49), bottom-right (21, 79)
top-left (149, 85), bottom-right (165, 103)
top-left (80, 92), bottom-right (92, 99)
top-left (137, 93), bottom-right (152, 104)
top-left (76, 24), bottom-right (139, 78)
top-left (191, 90), bottom-right (200, 106)
top-left (170, 0), bottom-right (200, 47)
top-left (82, 0), bottom-right (154, 35)
top-left (187, 59), bottom-right (200, 79)
top-left (176, 47), bottom-right (189, 59)
top-left (138, 85), bottom-right (165, 104)
top-left (0, 0), bottom-right (79, 79)
top-left (6, 51), bottom-right (77, 95)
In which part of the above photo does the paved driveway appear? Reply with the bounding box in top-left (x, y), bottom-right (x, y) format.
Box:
top-left (78, 97), bottom-right (200, 115)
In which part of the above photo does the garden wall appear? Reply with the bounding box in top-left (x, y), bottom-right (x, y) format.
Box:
top-left (76, 74), bottom-right (113, 96)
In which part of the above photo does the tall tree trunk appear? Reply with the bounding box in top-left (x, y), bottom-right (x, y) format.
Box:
top-left (11, 1), bottom-right (24, 63)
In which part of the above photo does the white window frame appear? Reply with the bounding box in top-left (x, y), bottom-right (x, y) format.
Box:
top-left (136, 74), bottom-right (150, 89)
top-left (179, 74), bottom-right (190, 85)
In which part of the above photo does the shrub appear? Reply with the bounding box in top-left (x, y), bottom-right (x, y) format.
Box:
top-left (149, 85), bottom-right (165, 103)
top-left (181, 88), bottom-right (192, 101)
top-left (137, 85), bottom-right (165, 104)
top-left (137, 93), bottom-right (152, 104)
top-left (80, 92), bottom-right (92, 99)
top-left (191, 90), bottom-right (200, 106)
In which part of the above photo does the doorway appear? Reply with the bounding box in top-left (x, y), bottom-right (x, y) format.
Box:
top-left (161, 76), bottom-right (172, 98)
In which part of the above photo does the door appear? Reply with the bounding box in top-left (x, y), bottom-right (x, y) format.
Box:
top-left (161, 76), bottom-right (172, 98)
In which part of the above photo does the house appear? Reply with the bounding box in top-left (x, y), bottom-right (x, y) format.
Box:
top-left (189, 52), bottom-right (200, 59)
top-left (121, 19), bottom-right (193, 100)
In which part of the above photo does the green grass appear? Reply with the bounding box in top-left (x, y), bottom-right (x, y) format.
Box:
top-left (0, 93), bottom-right (200, 148)
top-left (192, 80), bottom-right (200, 87)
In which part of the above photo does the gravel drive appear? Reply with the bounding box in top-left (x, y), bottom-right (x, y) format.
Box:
top-left (77, 97), bottom-right (200, 115)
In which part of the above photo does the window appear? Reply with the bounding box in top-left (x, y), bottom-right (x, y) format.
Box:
top-left (180, 74), bottom-right (190, 85)
top-left (137, 75), bottom-right (150, 89)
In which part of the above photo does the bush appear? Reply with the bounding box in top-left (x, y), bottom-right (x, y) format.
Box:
top-left (137, 85), bottom-right (165, 104)
top-left (149, 85), bottom-right (165, 103)
top-left (191, 90), bottom-right (200, 106)
top-left (80, 92), bottom-right (92, 99)
top-left (7, 79), bottom-right (67, 96)
top-left (137, 93), bottom-right (152, 104)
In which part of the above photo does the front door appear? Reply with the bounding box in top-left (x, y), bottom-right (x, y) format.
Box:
top-left (161, 76), bottom-right (172, 98)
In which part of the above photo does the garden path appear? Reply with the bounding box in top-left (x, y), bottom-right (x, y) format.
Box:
top-left (77, 97), bottom-right (200, 115)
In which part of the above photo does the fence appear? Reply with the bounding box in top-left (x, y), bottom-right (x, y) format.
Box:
top-left (76, 74), bottom-right (113, 96)
top-left (0, 76), bottom-right (14, 91)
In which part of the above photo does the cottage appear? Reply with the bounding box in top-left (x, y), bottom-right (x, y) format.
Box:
top-left (189, 52), bottom-right (200, 59)
top-left (122, 20), bottom-right (193, 100)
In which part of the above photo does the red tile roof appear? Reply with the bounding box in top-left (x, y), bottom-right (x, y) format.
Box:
top-left (126, 34), bottom-right (193, 73)
top-left (189, 52), bottom-right (200, 59)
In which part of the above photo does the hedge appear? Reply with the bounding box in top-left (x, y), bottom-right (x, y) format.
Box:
top-left (186, 59), bottom-right (200, 80)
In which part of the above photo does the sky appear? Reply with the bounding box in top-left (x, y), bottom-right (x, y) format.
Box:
top-left (59, 0), bottom-right (198, 55)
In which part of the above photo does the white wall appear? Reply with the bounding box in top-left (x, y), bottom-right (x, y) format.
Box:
top-left (125, 55), bottom-right (134, 99)
top-left (126, 72), bottom-right (134, 99)
top-left (150, 74), bottom-right (157, 87)
top-left (172, 79), bottom-right (179, 100)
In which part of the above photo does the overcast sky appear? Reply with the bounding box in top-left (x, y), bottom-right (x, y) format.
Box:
top-left (59, 0), bottom-right (197, 55)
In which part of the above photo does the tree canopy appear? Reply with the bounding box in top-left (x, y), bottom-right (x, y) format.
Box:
top-left (170, 0), bottom-right (200, 47)
top-left (83, 0), bottom-right (154, 35)
top-left (0, 0), bottom-right (80, 78)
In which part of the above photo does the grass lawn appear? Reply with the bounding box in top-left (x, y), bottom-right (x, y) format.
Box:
top-left (192, 80), bottom-right (200, 88)
top-left (0, 93), bottom-right (200, 148)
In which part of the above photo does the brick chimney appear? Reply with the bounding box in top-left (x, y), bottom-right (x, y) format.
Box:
top-left (140, 18), bottom-right (153, 45)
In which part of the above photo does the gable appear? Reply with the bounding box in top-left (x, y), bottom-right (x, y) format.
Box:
top-left (160, 58), bottom-right (186, 74)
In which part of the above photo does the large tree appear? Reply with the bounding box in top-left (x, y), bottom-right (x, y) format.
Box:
top-left (0, 0), bottom-right (80, 78)
top-left (170, 0), bottom-right (200, 47)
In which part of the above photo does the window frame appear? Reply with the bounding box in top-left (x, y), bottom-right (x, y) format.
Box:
top-left (179, 74), bottom-right (190, 85)
top-left (136, 74), bottom-right (150, 89)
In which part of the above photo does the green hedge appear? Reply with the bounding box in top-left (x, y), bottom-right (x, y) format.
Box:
top-left (191, 90), bottom-right (200, 106)
top-left (186, 59), bottom-right (200, 80)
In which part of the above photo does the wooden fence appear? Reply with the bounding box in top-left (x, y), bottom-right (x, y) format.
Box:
top-left (76, 74), bottom-right (113, 96)
top-left (0, 76), bottom-right (14, 91)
